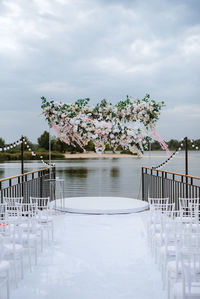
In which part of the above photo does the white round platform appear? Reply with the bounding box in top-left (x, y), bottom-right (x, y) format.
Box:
top-left (55, 197), bottom-right (148, 214)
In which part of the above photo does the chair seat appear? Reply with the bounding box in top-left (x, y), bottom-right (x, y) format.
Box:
top-left (160, 245), bottom-right (176, 256)
top-left (174, 281), bottom-right (200, 298)
top-left (149, 223), bottom-right (162, 233)
top-left (38, 216), bottom-right (53, 223)
top-left (19, 222), bottom-right (41, 230)
top-left (21, 233), bottom-right (37, 242)
top-left (176, 216), bottom-right (194, 223)
top-left (0, 260), bottom-right (10, 272)
top-left (4, 243), bottom-right (23, 253)
top-left (15, 233), bottom-right (37, 244)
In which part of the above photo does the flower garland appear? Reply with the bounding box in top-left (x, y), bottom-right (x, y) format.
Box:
top-left (41, 95), bottom-right (165, 156)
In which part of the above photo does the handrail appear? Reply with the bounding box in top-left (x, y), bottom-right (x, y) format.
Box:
top-left (142, 166), bottom-right (200, 180)
top-left (0, 166), bottom-right (56, 202)
top-left (0, 166), bottom-right (54, 183)
top-left (141, 166), bottom-right (200, 202)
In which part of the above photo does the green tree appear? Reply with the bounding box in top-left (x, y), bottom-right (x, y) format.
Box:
top-left (85, 140), bottom-right (95, 151)
top-left (0, 137), bottom-right (5, 148)
top-left (167, 139), bottom-right (180, 150)
top-left (53, 138), bottom-right (68, 153)
top-left (151, 141), bottom-right (161, 150)
top-left (37, 131), bottom-right (50, 150)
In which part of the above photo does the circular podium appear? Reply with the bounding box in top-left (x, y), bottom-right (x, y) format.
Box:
top-left (56, 196), bottom-right (148, 214)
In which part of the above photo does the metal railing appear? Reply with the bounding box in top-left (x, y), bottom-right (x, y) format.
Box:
top-left (142, 166), bottom-right (200, 207)
top-left (0, 166), bottom-right (56, 203)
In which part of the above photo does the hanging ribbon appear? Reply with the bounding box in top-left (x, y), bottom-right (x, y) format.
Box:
top-left (153, 130), bottom-right (171, 157)
top-left (51, 121), bottom-right (86, 152)
top-left (51, 122), bottom-right (70, 145)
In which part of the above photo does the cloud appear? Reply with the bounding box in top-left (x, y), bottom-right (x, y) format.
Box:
top-left (157, 104), bottom-right (200, 140)
top-left (0, 0), bottom-right (199, 142)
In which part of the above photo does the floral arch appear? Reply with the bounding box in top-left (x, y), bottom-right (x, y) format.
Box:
top-left (41, 94), bottom-right (166, 156)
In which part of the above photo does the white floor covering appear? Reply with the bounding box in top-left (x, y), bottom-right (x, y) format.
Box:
top-left (12, 212), bottom-right (166, 299)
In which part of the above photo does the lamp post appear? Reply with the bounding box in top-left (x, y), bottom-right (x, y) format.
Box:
top-left (21, 135), bottom-right (24, 175)
top-left (184, 136), bottom-right (188, 198)
top-left (184, 136), bottom-right (188, 176)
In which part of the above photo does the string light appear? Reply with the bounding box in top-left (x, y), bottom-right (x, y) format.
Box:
top-left (0, 137), bottom-right (51, 168)
top-left (152, 137), bottom-right (199, 170)
top-left (22, 137), bottom-right (51, 167)
top-left (0, 139), bottom-right (22, 152)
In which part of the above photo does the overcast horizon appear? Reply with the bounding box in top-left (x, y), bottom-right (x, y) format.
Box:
top-left (0, 0), bottom-right (200, 143)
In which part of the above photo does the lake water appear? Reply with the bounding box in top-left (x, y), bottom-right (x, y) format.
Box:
top-left (0, 151), bottom-right (199, 199)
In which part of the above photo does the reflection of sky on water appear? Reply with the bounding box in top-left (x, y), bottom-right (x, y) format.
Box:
top-left (0, 151), bottom-right (199, 199)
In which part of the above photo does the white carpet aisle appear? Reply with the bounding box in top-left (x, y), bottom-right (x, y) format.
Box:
top-left (12, 212), bottom-right (166, 299)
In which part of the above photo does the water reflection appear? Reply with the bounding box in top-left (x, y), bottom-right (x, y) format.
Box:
top-left (0, 169), bottom-right (4, 177)
top-left (0, 152), bottom-right (199, 199)
top-left (58, 168), bottom-right (89, 178)
top-left (110, 167), bottom-right (120, 177)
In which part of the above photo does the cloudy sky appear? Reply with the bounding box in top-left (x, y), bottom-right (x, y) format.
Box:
top-left (0, 0), bottom-right (199, 143)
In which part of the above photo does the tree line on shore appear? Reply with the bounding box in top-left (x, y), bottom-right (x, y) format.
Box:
top-left (0, 131), bottom-right (199, 160)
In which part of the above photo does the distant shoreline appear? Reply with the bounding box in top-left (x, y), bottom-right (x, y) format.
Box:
top-left (64, 152), bottom-right (172, 159)
top-left (64, 152), bottom-right (137, 159)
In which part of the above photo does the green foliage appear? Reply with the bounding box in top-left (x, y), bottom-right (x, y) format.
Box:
top-left (52, 139), bottom-right (69, 153)
top-left (150, 138), bottom-right (200, 151)
top-left (85, 140), bottom-right (95, 152)
top-left (150, 141), bottom-right (162, 150)
top-left (37, 131), bottom-right (50, 151)
top-left (0, 151), bottom-right (64, 161)
top-left (120, 149), bottom-right (137, 155)
top-left (0, 137), bottom-right (5, 147)
top-left (75, 98), bottom-right (90, 108)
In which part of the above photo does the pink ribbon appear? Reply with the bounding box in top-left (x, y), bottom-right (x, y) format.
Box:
top-left (51, 122), bottom-right (70, 145)
top-left (153, 130), bottom-right (171, 156)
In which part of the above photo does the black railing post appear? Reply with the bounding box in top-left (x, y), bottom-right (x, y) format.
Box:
top-left (185, 137), bottom-right (188, 198)
top-left (161, 171), bottom-right (165, 199)
top-left (21, 135), bottom-right (24, 175)
top-left (185, 137), bottom-right (188, 176)
top-left (141, 167), bottom-right (144, 201)
top-left (39, 171), bottom-right (43, 198)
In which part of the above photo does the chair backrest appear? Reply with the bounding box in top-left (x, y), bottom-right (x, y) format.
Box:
top-left (0, 203), bottom-right (7, 220)
top-left (1, 201), bottom-right (22, 220)
top-left (0, 235), bottom-right (6, 261)
top-left (16, 202), bottom-right (37, 217)
top-left (179, 198), bottom-right (199, 211)
top-left (148, 197), bottom-right (169, 209)
top-left (3, 196), bottom-right (24, 205)
top-left (30, 197), bottom-right (50, 210)
top-left (0, 203), bottom-right (12, 238)
top-left (189, 201), bottom-right (200, 221)
top-left (180, 245), bottom-right (200, 298)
